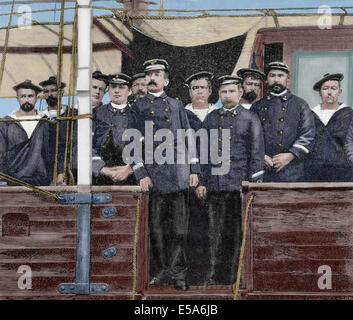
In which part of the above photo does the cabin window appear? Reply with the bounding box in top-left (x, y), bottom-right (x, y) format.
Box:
top-left (264, 43), bottom-right (283, 66)
top-left (2, 213), bottom-right (30, 237)
top-left (293, 50), bottom-right (353, 109)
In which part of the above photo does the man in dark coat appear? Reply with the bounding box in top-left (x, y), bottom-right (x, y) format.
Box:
top-left (251, 61), bottom-right (315, 182)
top-left (0, 80), bottom-right (51, 186)
top-left (305, 73), bottom-right (353, 181)
top-left (196, 75), bottom-right (264, 285)
top-left (236, 68), bottom-right (266, 110)
top-left (183, 71), bottom-right (217, 285)
top-left (131, 58), bottom-right (200, 290)
top-left (129, 72), bottom-right (148, 102)
top-left (92, 72), bottom-right (136, 185)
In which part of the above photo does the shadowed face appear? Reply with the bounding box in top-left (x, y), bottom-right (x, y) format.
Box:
top-left (17, 88), bottom-right (37, 112)
top-left (189, 78), bottom-right (211, 107)
top-left (109, 83), bottom-right (131, 105)
top-left (242, 76), bottom-right (262, 102)
top-left (219, 83), bottom-right (243, 109)
top-left (132, 77), bottom-right (148, 99)
top-left (92, 78), bottom-right (107, 107)
top-left (267, 69), bottom-right (288, 94)
top-left (146, 70), bottom-right (169, 93)
top-left (320, 80), bottom-right (342, 106)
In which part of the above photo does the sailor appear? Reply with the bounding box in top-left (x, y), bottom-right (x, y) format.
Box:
top-left (92, 72), bottom-right (136, 185)
top-left (39, 76), bottom-right (67, 120)
top-left (129, 72), bottom-right (148, 102)
top-left (196, 75), bottom-right (264, 285)
top-left (305, 73), bottom-right (353, 181)
top-left (92, 70), bottom-right (110, 111)
top-left (236, 68), bottom-right (266, 110)
top-left (251, 61), bottom-right (315, 182)
top-left (183, 71), bottom-right (217, 285)
top-left (0, 80), bottom-right (51, 186)
top-left (131, 58), bottom-right (200, 291)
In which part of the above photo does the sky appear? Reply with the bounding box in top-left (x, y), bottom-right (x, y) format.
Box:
top-left (0, 0), bottom-right (352, 115)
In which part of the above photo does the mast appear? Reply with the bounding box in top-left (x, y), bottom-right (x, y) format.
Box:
top-left (76, 0), bottom-right (92, 186)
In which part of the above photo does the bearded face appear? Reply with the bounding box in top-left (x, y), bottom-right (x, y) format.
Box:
top-left (242, 90), bottom-right (258, 103)
top-left (20, 101), bottom-right (35, 112)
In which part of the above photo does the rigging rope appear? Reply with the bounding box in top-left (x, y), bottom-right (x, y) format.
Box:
top-left (0, 0), bottom-right (15, 93)
top-left (131, 198), bottom-right (141, 300)
top-left (233, 193), bottom-right (255, 300)
top-left (52, 0), bottom-right (66, 186)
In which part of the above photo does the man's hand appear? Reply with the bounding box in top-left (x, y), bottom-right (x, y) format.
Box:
top-left (57, 173), bottom-right (64, 184)
top-left (189, 174), bottom-right (199, 187)
top-left (272, 153), bottom-right (295, 172)
top-left (111, 165), bottom-right (133, 181)
top-left (196, 186), bottom-right (207, 199)
top-left (100, 167), bottom-right (114, 178)
top-left (264, 155), bottom-right (274, 169)
top-left (140, 176), bottom-right (153, 192)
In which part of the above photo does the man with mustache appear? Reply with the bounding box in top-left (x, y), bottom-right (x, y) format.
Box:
top-left (196, 75), bottom-right (264, 285)
top-left (236, 68), bottom-right (266, 109)
top-left (130, 73), bottom-right (147, 102)
top-left (183, 71), bottom-right (217, 285)
top-left (251, 61), bottom-right (315, 182)
top-left (0, 80), bottom-right (51, 186)
top-left (131, 59), bottom-right (200, 291)
top-left (306, 73), bottom-right (353, 181)
top-left (92, 72), bottom-right (136, 185)
top-left (39, 76), bottom-right (67, 120)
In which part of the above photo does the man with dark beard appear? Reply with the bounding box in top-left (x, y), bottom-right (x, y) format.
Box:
top-left (0, 80), bottom-right (51, 186)
top-left (236, 68), bottom-right (265, 110)
top-left (251, 61), bottom-right (315, 182)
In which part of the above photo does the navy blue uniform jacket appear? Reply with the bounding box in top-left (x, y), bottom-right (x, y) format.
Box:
top-left (200, 105), bottom-right (265, 192)
top-left (131, 92), bottom-right (200, 193)
top-left (251, 91), bottom-right (315, 182)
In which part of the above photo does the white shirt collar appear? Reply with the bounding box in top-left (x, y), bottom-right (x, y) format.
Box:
top-left (185, 103), bottom-right (218, 121)
top-left (149, 91), bottom-right (164, 97)
top-left (270, 89), bottom-right (288, 97)
top-left (312, 103), bottom-right (347, 125)
top-left (111, 102), bottom-right (127, 110)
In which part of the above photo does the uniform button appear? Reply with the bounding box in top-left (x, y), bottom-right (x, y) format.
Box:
top-left (150, 100), bottom-right (154, 104)
top-left (133, 99), bottom-right (137, 103)
top-left (122, 113), bottom-right (126, 117)
top-left (150, 110), bottom-right (155, 115)
top-left (218, 160), bottom-right (222, 164)
top-left (125, 157), bottom-right (129, 161)
top-left (229, 159), bottom-right (232, 163)
top-left (229, 136), bottom-right (232, 140)
top-left (264, 107), bottom-right (268, 111)
top-left (278, 130), bottom-right (283, 134)
top-left (220, 116), bottom-right (224, 120)
top-left (175, 97), bottom-right (180, 100)
top-left (278, 143), bottom-right (282, 147)
top-left (282, 107), bottom-right (286, 111)
top-left (218, 138), bottom-right (222, 142)
top-left (218, 126), bottom-right (222, 130)
top-left (280, 117), bottom-right (284, 122)
top-left (164, 108), bottom-right (169, 112)
top-left (162, 98), bottom-right (166, 102)
top-left (230, 125), bottom-right (234, 129)
top-left (232, 114), bottom-right (235, 118)
top-left (168, 130), bottom-right (172, 134)
top-left (166, 119), bottom-right (171, 123)
top-left (152, 121), bottom-right (155, 126)
top-left (228, 147), bottom-right (231, 151)
top-left (218, 149), bottom-right (222, 153)
top-left (168, 143), bottom-right (172, 147)
top-left (154, 134), bottom-right (157, 138)
top-left (262, 117), bottom-right (266, 121)
top-left (102, 145), bottom-right (106, 149)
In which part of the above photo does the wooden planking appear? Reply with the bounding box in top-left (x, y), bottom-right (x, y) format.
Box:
top-left (0, 262), bottom-right (75, 275)
top-left (91, 205), bottom-right (137, 220)
top-left (91, 220), bottom-right (136, 234)
top-left (0, 206), bottom-right (77, 220)
top-left (90, 275), bottom-right (133, 291)
top-left (253, 273), bottom-right (353, 292)
top-left (255, 245), bottom-right (353, 260)
top-left (0, 248), bottom-right (75, 262)
top-left (0, 234), bottom-right (76, 249)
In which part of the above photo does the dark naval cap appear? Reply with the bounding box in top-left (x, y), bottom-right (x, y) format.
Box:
top-left (266, 61), bottom-right (290, 74)
top-left (39, 76), bottom-right (66, 88)
top-left (217, 75), bottom-right (242, 86)
top-left (13, 80), bottom-right (42, 94)
top-left (92, 70), bottom-right (110, 86)
top-left (237, 68), bottom-right (266, 81)
top-left (132, 73), bottom-right (146, 81)
top-left (185, 71), bottom-right (214, 87)
top-left (109, 72), bottom-right (132, 85)
top-left (143, 59), bottom-right (169, 72)
top-left (313, 73), bottom-right (344, 91)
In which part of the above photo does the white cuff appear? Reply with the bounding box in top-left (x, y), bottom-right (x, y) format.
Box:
top-left (190, 157), bottom-right (199, 164)
top-left (293, 144), bottom-right (309, 154)
top-left (133, 162), bottom-right (144, 170)
top-left (251, 170), bottom-right (264, 179)
top-left (92, 156), bottom-right (102, 161)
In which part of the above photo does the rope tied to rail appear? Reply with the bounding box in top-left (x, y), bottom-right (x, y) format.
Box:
top-left (233, 193), bottom-right (255, 300)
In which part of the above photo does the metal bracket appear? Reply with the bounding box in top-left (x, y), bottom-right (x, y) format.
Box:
top-left (102, 206), bottom-right (117, 218)
top-left (58, 193), bottom-right (112, 295)
top-left (59, 283), bottom-right (109, 295)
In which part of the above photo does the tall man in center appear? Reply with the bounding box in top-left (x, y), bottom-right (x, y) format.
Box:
top-left (251, 62), bottom-right (315, 182)
top-left (131, 59), bottom-right (199, 291)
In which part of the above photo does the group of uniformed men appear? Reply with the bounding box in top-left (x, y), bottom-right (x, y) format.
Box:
top-left (1, 58), bottom-right (353, 290)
